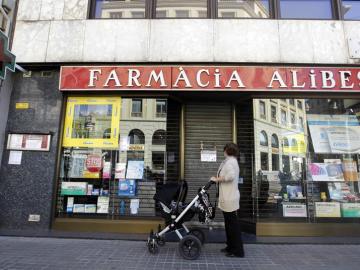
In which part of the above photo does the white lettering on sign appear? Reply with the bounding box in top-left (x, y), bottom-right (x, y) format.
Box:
top-left (127, 69), bottom-right (141, 87)
top-left (104, 69), bottom-right (122, 87)
top-left (225, 70), bottom-right (245, 88)
top-left (196, 69), bottom-right (210, 87)
top-left (339, 71), bottom-right (354, 89)
top-left (173, 68), bottom-right (192, 88)
top-left (88, 69), bottom-right (102, 87)
top-left (291, 70), bottom-right (305, 88)
top-left (267, 71), bottom-right (287, 88)
top-left (321, 71), bottom-right (336, 88)
top-left (145, 70), bottom-right (167, 87)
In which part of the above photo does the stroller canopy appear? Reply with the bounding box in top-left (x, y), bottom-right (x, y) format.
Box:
top-left (153, 180), bottom-right (188, 207)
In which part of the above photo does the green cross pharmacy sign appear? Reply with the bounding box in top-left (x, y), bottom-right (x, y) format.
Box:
top-left (0, 30), bottom-right (15, 80)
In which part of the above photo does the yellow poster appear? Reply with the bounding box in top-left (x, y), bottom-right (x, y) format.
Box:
top-left (62, 97), bottom-right (121, 148)
top-left (282, 132), bottom-right (306, 155)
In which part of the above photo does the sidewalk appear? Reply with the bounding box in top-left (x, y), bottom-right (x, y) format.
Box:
top-left (0, 236), bottom-right (359, 270)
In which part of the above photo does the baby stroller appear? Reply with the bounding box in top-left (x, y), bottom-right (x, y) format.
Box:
top-left (147, 180), bottom-right (215, 260)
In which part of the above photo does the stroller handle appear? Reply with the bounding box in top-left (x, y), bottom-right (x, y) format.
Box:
top-left (203, 180), bottom-right (215, 191)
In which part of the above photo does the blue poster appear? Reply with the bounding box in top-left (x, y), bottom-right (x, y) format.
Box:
top-left (118, 179), bottom-right (136, 197)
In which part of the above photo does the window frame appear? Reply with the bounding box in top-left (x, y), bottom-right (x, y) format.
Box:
top-left (89, 0), bottom-right (354, 20)
top-left (131, 98), bottom-right (143, 117)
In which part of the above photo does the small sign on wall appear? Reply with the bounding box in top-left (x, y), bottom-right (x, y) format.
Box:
top-left (201, 150), bottom-right (217, 162)
top-left (7, 134), bottom-right (51, 151)
top-left (28, 214), bottom-right (40, 222)
top-left (8, 150), bottom-right (22, 165)
top-left (15, 103), bottom-right (29, 109)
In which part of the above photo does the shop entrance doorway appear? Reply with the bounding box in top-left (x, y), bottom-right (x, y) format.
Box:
top-left (184, 102), bottom-right (233, 222)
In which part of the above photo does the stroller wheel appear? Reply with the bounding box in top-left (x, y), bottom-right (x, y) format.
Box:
top-left (147, 239), bottom-right (159, 254)
top-left (188, 229), bottom-right (206, 245)
top-left (178, 235), bottom-right (202, 260)
top-left (156, 237), bottom-right (166, 246)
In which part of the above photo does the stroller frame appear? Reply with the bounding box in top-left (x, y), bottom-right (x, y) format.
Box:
top-left (147, 181), bottom-right (214, 260)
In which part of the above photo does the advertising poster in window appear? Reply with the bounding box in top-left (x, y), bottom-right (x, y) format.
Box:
top-left (315, 202), bottom-right (341, 218)
top-left (283, 203), bottom-right (307, 217)
top-left (281, 132), bottom-right (306, 155)
top-left (126, 160), bottom-right (144, 179)
top-left (62, 97), bottom-right (121, 148)
top-left (307, 114), bottom-right (360, 154)
top-left (341, 203), bottom-right (360, 218)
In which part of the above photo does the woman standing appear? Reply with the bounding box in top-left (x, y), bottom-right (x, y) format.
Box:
top-left (211, 143), bottom-right (244, 258)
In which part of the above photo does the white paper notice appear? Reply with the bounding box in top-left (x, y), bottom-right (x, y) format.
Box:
top-left (201, 150), bottom-right (217, 162)
top-left (130, 199), bottom-right (140, 215)
top-left (8, 134), bottom-right (23, 149)
top-left (25, 137), bottom-right (42, 149)
top-left (8, 151), bottom-right (22, 165)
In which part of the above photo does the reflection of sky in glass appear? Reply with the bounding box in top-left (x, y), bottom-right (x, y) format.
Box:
top-left (280, 0), bottom-right (333, 19)
top-left (75, 105), bottom-right (112, 117)
top-left (343, 1), bottom-right (360, 19)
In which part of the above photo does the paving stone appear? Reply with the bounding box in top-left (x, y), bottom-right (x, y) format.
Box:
top-left (0, 237), bottom-right (360, 270)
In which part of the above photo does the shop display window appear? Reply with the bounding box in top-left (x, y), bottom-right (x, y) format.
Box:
top-left (254, 98), bottom-right (360, 221)
top-left (56, 97), bottom-right (179, 219)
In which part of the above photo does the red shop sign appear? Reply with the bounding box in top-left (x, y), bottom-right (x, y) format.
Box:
top-left (59, 66), bottom-right (360, 92)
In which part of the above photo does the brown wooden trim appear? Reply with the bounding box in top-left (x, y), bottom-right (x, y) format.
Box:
top-left (53, 218), bottom-right (164, 233)
top-left (257, 222), bottom-right (360, 236)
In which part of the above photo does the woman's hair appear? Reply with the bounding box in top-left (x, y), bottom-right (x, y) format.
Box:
top-left (223, 143), bottom-right (239, 157)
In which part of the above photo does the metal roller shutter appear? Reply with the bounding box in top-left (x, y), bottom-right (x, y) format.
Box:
top-left (184, 102), bottom-right (233, 222)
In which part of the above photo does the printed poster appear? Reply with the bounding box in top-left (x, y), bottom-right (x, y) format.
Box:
top-left (61, 182), bottom-right (87, 196)
top-left (308, 163), bottom-right (344, 181)
top-left (315, 202), bottom-right (341, 218)
top-left (307, 114), bottom-right (360, 154)
top-left (97, 196), bottom-right (109, 213)
top-left (341, 203), bottom-right (360, 217)
top-left (115, 163), bottom-right (126, 179)
top-left (201, 150), bottom-right (217, 162)
top-left (283, 203), bottom-right (307, 217)
top-left (126, 160), bottom-right (144, 179)
top-left (118, 179), bottom-right (136, 197)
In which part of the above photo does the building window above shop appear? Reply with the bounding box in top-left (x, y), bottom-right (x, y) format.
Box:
top-left (156, 0), bottom-right (208, 18)
top-left (289, 99), bottom-right (295, 106)
top-left (279, 0), bottom-right (333, 19)
top-left (156, 99), bottom-right (167, 118)
top-left (290, 112), bottom-right (296, 127)
top-left (90, 0), bottom-right (360, 20)
top-left (129, 129), bottom-right (145, 144)
top-left (272, 154), bottom-right (280, 171)
top-left (261, 152), bottom-right (269, 171)
top-left (260, 130), bottom-right (268, 146)
top-left (297, 100), bottom-right (303, 110)
top-left (259, 101), bottom-right (266, 119)
top-left (93, 0), bottom-right (146, 19)
top-left (271, 105), bottom-right (277, 123)
top-left (281, 109), bottom-right (287, 125)
top-left (131, 99), bottom-right (143, 117)
top-left (217, 0), bottom-right (270, 18)
top-left (342, 0), bottom-right (360, 19)
top-left (271, 134), bottom-right (279, 148)
top-left (152, 129), bottom-right (166, 145)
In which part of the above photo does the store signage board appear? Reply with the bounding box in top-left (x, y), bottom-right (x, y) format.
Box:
top-left (283, 203), bottom-right (307, 217)
top-left (60, 66), bottom-right (360, 92)
top-left (7, 134), bottom-right (51, 151)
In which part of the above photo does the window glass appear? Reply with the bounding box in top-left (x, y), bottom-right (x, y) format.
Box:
top-left (156, 100), bottom-right (167, 117)
top-left (271, 105), bottom-right (277, 123)
top-left (297, 100), bottom-right (303, 110)
top-left (94, 0), bottom-right (146, 19)
top-left (132, 99), bottom-right (142, 117)
top-left (57, 98), bottom-right (179, 219)
top-left (279, 0), bottom-right (333, 19)
top-left (281, 110), bottom-right (287, 125)
top-left (156, 0), bottom-right (208, 18)
top-left (342, 0), bottom-right (360, 20)
top-left (260, 131), bottom-right (268, 146)
top-left (261, 152), bottom-right (269, 170)
top-left (272, 154), bottom-right (280, 171)
top-left (260, 101), bottom-right (266, 119)
top-left (271, 134), bottom-right (279, 148)
top-left (217, 0), bottom-right (270, 18)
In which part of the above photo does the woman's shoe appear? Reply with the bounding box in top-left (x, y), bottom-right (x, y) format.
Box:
top-left (225, 252), bottom-right (245, 258)
top-left (220, 247), bottom-right (230, 253)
